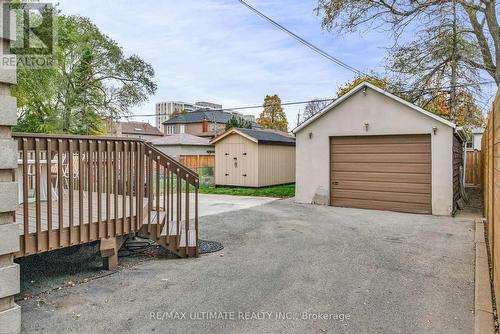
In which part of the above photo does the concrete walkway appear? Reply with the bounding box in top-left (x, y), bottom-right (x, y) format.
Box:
top-left (197, 193), bottom-right (277, 217)
top-left (19, 199), bottom-right (474, 334)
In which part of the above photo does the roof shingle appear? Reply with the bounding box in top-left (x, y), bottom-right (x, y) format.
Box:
top-left (212, 128), bottom-right (295, 146)
top-left (119, 121), bottom-right (163, 136)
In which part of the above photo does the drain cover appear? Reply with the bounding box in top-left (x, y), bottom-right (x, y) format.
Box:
top-left (198, 240), bottom-right (224, 254)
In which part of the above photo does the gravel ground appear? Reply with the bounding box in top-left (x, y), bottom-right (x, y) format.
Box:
top-left (465, 186), bottom-right (483, 210)
top-left (15, 241), bottom-right (177, 300)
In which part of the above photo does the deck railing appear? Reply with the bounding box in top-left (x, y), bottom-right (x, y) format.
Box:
top-left (12, 133), bottom-right (199, 258)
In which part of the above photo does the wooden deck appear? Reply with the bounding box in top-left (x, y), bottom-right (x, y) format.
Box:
top-left (13, 133), bottom-right (199, 261)
top-left (16, 190), bottom-right (141, 235)
top-left (16, 190), bottom-right (197, 249)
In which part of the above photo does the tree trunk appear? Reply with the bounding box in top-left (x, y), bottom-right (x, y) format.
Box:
top-left (482, 0), bottom-right (500, 83)
top-left (449, 0), bottom-right (458, 123)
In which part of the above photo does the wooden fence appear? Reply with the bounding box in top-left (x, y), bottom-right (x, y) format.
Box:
top-left (179, 155), bottom-right (215, 175)
top-left (482, 88), bottom-right (500, 302)
top-left (466, 150), bottom-right (482, 186)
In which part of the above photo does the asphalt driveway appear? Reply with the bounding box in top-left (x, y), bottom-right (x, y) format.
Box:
top-left (19, 199), bottom-right (475, 334)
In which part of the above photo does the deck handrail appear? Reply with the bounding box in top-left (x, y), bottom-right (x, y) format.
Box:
top-left (13, 133), bottom-right (199, 183)
top-left (143, 141), bottom-right (199, 183)
top-left (13, 133), bottom-right (199, 259)
top-left (13, 132), bottom-right (151, 141)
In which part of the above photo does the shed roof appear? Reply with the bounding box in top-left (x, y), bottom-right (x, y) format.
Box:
top-left (148, 133), bottom-right (212, 146)
top-left (119, 121), bottom-right (163, 136)
top-left (292, 81), bottom-right (456, 133)
top-left (211, 128), bottom-right (295, 146)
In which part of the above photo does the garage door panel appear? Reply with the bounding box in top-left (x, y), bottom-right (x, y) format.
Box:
top-left (332, 171), bottom-right (430, 184)
top-left (332, 134), bottom-right (430, 145)
top-left (331, 198), bottom-right (432, 214)
top-left (331, 153), bottom-right (431, 163)
top-left (331, 180), bottom-right (431, 194)
top-left (331, 162), bottom-right (431, 174)
top-left (331, 143), bottom-right (431, 154)
top-left (330, 134), bottom-right (431, 214)
top-left (333, 189), bottom-right (430, 204)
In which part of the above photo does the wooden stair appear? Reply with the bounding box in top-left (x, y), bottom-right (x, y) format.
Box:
top-left (138, 210), bottom-right (197, 258)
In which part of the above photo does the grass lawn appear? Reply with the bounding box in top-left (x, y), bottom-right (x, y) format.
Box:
top-left (199, 183), bottom-right (295, 198)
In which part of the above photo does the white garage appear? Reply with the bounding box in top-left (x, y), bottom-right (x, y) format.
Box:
top-left (293, 82), bottom-right (464, 216)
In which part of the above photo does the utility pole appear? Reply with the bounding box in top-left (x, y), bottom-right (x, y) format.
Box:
top-left (296, 109), bottom-right (301, 127)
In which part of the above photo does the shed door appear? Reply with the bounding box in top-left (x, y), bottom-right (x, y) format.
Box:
top-left (330, 134), bottom-right (432, 214)
top-left (224, 143), bottom-right (245, 185)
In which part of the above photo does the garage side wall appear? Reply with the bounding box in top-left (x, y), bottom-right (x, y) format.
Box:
top-left (295, 88), bottom-right (454, 215)
top-left (214, 134), bottom-right (259, 187)
top-left (257, 144), bottom-right (295, 187)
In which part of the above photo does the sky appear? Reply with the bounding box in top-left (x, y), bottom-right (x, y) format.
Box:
top-left (54, 0), bottom-right (489, 129)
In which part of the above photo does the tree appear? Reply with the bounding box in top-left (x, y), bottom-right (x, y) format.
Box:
top-left (336, 76), bottom-right (388, 98)
top-left (302, 99), bottom-right (330, 121)
top-left (335, 75), bottom-right (484, 128)
top-left (316, 0), bottom-right (500, 83)
top-left (424, 86), bottom-right (485, 128)
top-left (225, 115), bottom-right (253, 130)
top-left (257, 95), bottom-right (288, 132)
top-left (315, 0), bottom-right (499, 124)
top-left (13, 14), bottom-right (157, 134)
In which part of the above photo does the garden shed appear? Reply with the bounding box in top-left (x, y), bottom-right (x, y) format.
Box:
top-left (210, 128), bottom-right (295, 187)
top-left (293, 81), bottom-right (465, 216)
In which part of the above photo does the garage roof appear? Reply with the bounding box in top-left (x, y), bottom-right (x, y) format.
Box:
top-left (292, 82), bottom-right (456, 134)
top-left (211, 128), bottom-right (296, 146)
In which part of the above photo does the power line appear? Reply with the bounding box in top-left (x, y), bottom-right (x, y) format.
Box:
top-left (122, 98), bottom-right (336, 119)
top-left (237, 0), bottom-right (370, 77)
top-left (121, 81), bottom-right (497, 119)
top-left (238, 0), bottom-right (495, 93)
top-left (395, 81), bottom-right (497, 94)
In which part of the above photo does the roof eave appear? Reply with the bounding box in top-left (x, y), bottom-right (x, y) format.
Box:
top-left (258, 140), bottom-right (296, 146)
top-left (210, 129), bottom-right (258, 145)
top-left (455, 126), bottom-right (467, 142)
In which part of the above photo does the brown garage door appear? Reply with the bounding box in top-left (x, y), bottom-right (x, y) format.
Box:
top-left (330, 134), bottom-right (431, 214)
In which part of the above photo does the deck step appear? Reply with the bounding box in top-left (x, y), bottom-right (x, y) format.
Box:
top-left (179, 229), bottom-right (197, 247)
top-left (142, 211), bottom-right (166, 226)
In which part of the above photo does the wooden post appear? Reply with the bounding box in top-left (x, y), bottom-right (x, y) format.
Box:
top-left (100, 236), bottom-right (124, 271)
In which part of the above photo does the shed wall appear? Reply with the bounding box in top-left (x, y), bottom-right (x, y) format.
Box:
top-left (214, 133), bottom-right (259, 186)
top-left (257, 144), bottom-right (295, 187)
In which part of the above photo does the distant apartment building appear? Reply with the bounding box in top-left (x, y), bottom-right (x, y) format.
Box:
top-left (155, 101), bottom-right (195, 133)
top-left (195, 101), bottom-right (222, 110)
top-left (155, 100), bottom-right (222, 132)
top-left (242, 114), bottom-right (256, 122)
